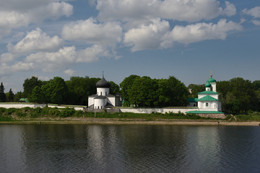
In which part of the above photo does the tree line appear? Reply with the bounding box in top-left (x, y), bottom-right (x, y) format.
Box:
top-left (0, 75), bottom-right (260, 115)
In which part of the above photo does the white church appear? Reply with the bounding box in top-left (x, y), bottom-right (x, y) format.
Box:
top-left (88, 75), bottom-right (121, 109)
top-left (197, 75), bottom-right (222, 111)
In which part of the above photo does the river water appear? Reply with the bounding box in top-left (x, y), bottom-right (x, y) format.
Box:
top-left (0, 124), bottom-right (260, 173)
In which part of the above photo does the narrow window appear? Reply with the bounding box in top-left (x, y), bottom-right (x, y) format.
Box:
top-left (101, 92), bottom-right (102, 96)
top-left (206, 103), bottom-right (208, 107)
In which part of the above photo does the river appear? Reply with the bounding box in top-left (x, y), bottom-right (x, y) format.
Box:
top-left (0, 124), bottom-right (260, 173)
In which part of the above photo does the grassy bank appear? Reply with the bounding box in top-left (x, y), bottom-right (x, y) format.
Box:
top-left (0, 107), bottom-right (260, 122)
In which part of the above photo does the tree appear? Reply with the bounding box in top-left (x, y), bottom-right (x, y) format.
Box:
top-left (30, 86), bottom-right (45, 103)
top-left (23, 76), bottom-right (43, 98)
top-left (14, 91), bottom-right (23, 102)
top-left (128, 76), bottom-right (158, 107)
top-left (0, 82), bottom-right (6, 102)
top-left (8, 89), bottom-right (14, 102)
top-left (41, 77), bottom-right (68, 104)
top-left (120, 75), bottom-right (140, 106)
top-left (188, 84), bottom-right (204, 98)
top-left (109, 81), bottom-right (120, 95)
top-left (66, 76), bottom-right (99, 105)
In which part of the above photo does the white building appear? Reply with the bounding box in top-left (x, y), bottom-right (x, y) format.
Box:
top-left (197, 75), bottom-right (222, 112)
top-left (88, 76), bottom-right (121, 109)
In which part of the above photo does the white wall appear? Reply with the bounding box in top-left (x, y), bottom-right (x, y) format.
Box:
top-left (88, 97), bottom-right (94, 107)
top-left (120, 108), bottom-right (199, 114)
top-left (97, 88), bottom-right (109, 96)
top-left (94, 98), bottom-right (107, 109)
top-left (108, 97), bottom-right (116, 106)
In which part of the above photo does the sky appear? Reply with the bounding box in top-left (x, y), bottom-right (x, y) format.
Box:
top-left (0, 0), bottom-right (260, 92)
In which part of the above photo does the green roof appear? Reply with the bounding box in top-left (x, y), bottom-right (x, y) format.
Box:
top-left (198, 91), bottom-right (218, 95)
top-left (187, 98), bottom-right (198, 102)
top-left (198, 95), bottom-right (218, 101)
top-left (186, 111), bottom-right (224, 114)
top-left (207, 77), bottom-right (216, 83)
top-left (205, 81), bottom-right (211, 87)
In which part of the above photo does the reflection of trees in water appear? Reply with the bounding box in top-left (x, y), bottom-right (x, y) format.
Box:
top-left (118, 125), bottom-right (188, 172)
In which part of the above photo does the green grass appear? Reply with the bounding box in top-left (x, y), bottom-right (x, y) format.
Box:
top-left (0, 107), bottom-right (260, 122)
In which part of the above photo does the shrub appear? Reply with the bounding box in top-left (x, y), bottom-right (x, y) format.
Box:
top-left (60, 107), bottom-right (76, 117)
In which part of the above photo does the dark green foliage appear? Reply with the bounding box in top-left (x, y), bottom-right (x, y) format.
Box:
top-left (66, 76), bottom-right (99, 105)
top-left (188, 84), bottom-right (204, 98)
top-left (23, 76), bottom-right (43, 97)
top-left (217, 78), bottom-right (259, 114)
top-left (109, 81), bottom-right (120, 95)
top-left (7, 89), bottom-right (14, 102)
top-left (14, 91), bottom-right (24, 102)
top-left (0, 82), bottom-right (6, 102)
top-left (60, 107), bottom-right (76, 117)
top-left (120, 75), bottom-right (140, 106)
top-left (120, 75), bottom-right (188, 108)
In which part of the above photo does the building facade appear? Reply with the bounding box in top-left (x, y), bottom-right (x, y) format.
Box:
top-left (197, 75), bottom-right (222, 112)
top-left (88, 76), bottom-right (121, 109)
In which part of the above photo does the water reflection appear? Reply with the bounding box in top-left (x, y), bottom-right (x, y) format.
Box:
top-left (0, 125), bottom-right (260, 173)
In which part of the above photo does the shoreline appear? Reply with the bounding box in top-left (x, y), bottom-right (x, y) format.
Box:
top-left (1, 118), bottom-right (260, 126)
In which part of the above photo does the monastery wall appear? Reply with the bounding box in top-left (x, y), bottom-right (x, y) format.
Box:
top-left (119, 108), bottom-right (198, 114)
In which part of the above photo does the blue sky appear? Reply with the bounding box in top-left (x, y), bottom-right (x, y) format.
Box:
top-left (0, 0), bottom-right (260, 92)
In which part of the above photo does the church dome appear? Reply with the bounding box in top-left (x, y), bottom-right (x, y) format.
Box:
top-left (205, 81), bottom-right (211, 87)
top-left (207, 77), bottom-right (216, 83)
top-left (96, 77), bottom-right (110, 88)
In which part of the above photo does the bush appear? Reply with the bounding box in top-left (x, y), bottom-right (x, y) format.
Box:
top-left (60, 107), bottom-right (76, 117)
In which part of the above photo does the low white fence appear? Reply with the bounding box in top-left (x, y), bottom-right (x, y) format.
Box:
top-left (120, 108), bottom-right (198, 114)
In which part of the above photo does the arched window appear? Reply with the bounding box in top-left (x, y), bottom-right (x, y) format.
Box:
top-left (206, 103), bottom-right (209, 107)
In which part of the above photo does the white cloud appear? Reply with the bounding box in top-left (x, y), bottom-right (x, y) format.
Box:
top-left (0, 62), bottom-right (33, 75)
top-left (9, 28), bottom-right (63, 54)
top-left (124, 19), bottom-right (170, 51)
top-left (243, 6), bottom-right (260, 18)
top-left (64, 69), bottom-right (74, 76)
top-left (0, 1), bottom-right (73, 39)
top-left (221, 1), bottom-right (236, 16)
top-left (25, 46), bottom-right (76, 72)
top-left (0, 11), bottom-right (29, 37)
top-left (252, 20), bottom-right (260, 26)
top-left (62, 18), bottom-right (122, 46)
top-left (76, 44), bottom-right (108, 62)
top-left (96, 0), bottom-right (236, 23)
top-left (169, 19), bottom-right (242, 44)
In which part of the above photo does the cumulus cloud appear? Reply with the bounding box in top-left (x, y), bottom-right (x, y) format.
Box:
top-left (252, 20), bottom-right (260, 26)
top-left (64, 69), bottom-right (74, 76)
top-left (0, 62), bottom-right (33, 75)
top-left (62, 18), bottom-right (122, 46)
top-left (76, 44), bottom-right (109, 62)
top-left (123, 19), bottom-right (242, 51)
top-left (124, 19), bottom-right (170, 51)
top-left (96, 0), bottom-right (236, 23)
top-left (169, 19), bottom-right (242, 44)
top-left (243, 6), bottom-right (260, 18)
top-left (9, 28), bottom-right (63, 54)
top-left (25, 46), bottom-right (76, 72)
top-left (0, 1), bottom-right (73, 38)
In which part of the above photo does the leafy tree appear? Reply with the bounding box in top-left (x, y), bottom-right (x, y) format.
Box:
top-left (66, 76), bottom-right (99, 105)
top-left (128, 76), bottom-right (158, 107)
top-left (120, 75), bottom-right (140, 106)
top-left (109, 81), bottom-right (120, 95)
top-left (30, 86), bottom-right (45, 103)
top-left (188, 84), bottom-right (204, 98)
top-left (14, 91), bottom-right (23, 102)
top-left (23, 76), bottom-right (43, 97)
top-left (8, 89), bottom-right (14, 102)
top-left (41, 77), bottom-right (68, 104)
top-left (0, 82), bottom-right (6, 102)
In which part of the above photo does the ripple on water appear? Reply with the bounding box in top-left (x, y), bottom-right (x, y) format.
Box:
top-left (0, 125), bottom-right (260, 173)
